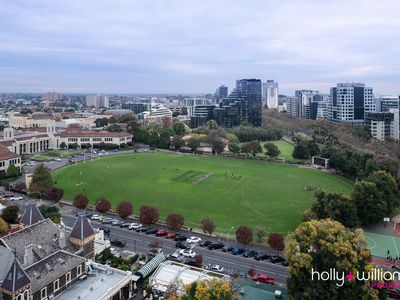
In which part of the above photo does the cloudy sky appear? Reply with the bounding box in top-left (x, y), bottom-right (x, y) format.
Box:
top-left (0, 0), bottom-right (399, 95)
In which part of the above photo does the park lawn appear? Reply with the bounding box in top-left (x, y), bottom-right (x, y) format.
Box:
top-left (270, 140), bottom-right (294, 160)
top-left (53, 151), bottom-right (352, 234)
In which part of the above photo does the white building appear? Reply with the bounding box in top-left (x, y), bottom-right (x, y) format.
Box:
top-left (86, 95), bottom-right (109, 108)
top-left (328, 83), bottom-right (375, 124)
top-left (137, 103), bottom-right (172, 124)
top-left (8, 112), bottom-right (56, 129)
top-left (365, 112), bottom-right (394, 141)
top-left (59, 130), bottom-right (132, 148)
top-left (42, 91), bottom-right (61, 107)
top-left (263, 80), bottom-right (279, 109)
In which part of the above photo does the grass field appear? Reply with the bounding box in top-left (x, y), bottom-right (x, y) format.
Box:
top-left (53, 151), bottom-right (352, 233)
top-left (239, 140), bottom-right (294, 160)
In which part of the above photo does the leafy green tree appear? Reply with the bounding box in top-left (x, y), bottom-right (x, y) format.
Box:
top-left (29, 164), bottom-right (54, 196)
top-left (292, 143), bottom-right (310, 159)
top-left (171, 135), bottom-right (184, 150)
top-left (206, 120), bottom-right (218, 130)
top-left (0, 217), bottom-right (8, 233)
top-left (264, 142), bottom-right (280, 158)
top-left (106, 124), bottom-right (123, 132)
top-left (59, 142), bottom-right (67, 149)
top-left (172, 121), bottom-right (186, 136)
top-left (206, 128), bottom-right (227, 154)
top-left (39, 205), bottom-right (61, 223)
top-left (352, 181), bottom-right (385, 225)
top-left (241, 141), bottom-right (262, 157)
top-left (285, 219), bottom-right (383, 300)
top-left (228, 142), bottom-right (240, 154)
top-left (158, 129), bottom-right (173, 149)
top-left (307, 140), bottom-right (320, 156)
top-left (187, 137), bottom-right (201, 152)
top-left (118, 114), bottom-right (135, 123)
top-left (1, 206), bottom-right (19, 224)
top-left (312, 190), bottom-right (358, 228)
top-left (367, 171), bottom-right (399, 215)
top-left (6, 164), bottom-right (19, 178)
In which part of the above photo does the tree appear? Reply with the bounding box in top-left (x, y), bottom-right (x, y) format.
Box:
top-left (116, 201), bottom-right (133, 219)
top-left (39, 205), bottom-right (61, 223)
top-left (106, 124), bottom-right (123, 132)
top-left (158, 129), bottom-right (173, 149)
top-left (95, 197), bottom-right (112, 214)
top-left (206, 120), bottom-right (218, 130)
top-left (236, 225), bottom-right (253, 245)
top-left (228, 142), bottom-right (240, 154)
top-left (172, 121), bottom-right (186, 136)
top-left (311, 190), bottom-right (358, 228)
top-left (268, 233), bottom-right (285, 254)
top-left (166, 213), bottom-right (184, 231)
top-left (194, 254), bottom-right (203, 267)
top-left (255, 226), bottom-right (266, 243)
top-left (139, 205), bottom-right (159, 225)
top-left (73, 194), bottom-right (89, 210)
top-left (171, 135), bottom-right (184, 150)
top-left (12, 181), bottom-right (26, 192)
top-left (187, 138), bottom-right (201, 152)
top-left (6, 164), bottom-right (19, 178)
top-left (118, 114), bottom-right (135, 123)
top-left (1, 206), bottom-right (19, 224)
top-left (285, 219), bottom-right (383, 300)
top-left (201, 219), bottom-right (215, 236)
top-left (47, 187), bottom-right (64, 203)
top-left (0, 217), bottom-right (8, 234)
top-left (292, 143), bottom-right (310, 159)
top-left (206, 128), bottom-right (227, 154)
top-left (352, 181), bottom-right (385, 225)
top-left (192, 279), bottom-right (237, 300)
top-left (264, 142), bottom-right (280, 158)
top-left (29, 164), bottom-right (54, 196)
top-left (367, 171), bottom-right (399, 215)
top-left (59, 142), bottom-right (67, 149)
top-left (240, 141), bottom-right (262, 157)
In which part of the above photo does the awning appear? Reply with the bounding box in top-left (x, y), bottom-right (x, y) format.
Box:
top-left (135, 253), bottom-right (166, 278)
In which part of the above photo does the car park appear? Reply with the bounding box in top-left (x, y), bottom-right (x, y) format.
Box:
top-left (207, 242), bottom-right (225, 250)
top-left (252, 274), bottom-right (275, 285)
top-left (186, 236), bottom-right (202, 244)
top-left (222, 246), bottom-right (233, 253)
top-left (243, 249), bottom-right (258, 258)
top-left (199, 240), bottom-right (212, 248)
top-left (99, 226), bottom-right (110, 235)
top-left (175, 241), bottom-right (191, 250)
top-left (155, 229), bottom-right (168, 237)
top-left (76, 211), bottom-right (92, 218)
top-left (168, 250), bottom-right (184, 262)
top-left (129, 223), bottom-right (142, 230)
top-left (119, 222), bottom-right (130, 228)
top-left (91, 214), bottom-right (101, 220)
top-left (147, 248), bottom-right (164, 257)
top-left (102, 217), bottom-right (113, 224)
top-left (184, 258), bottom-right (200, 267)
top-left (165, 232), bottom-right (176, 239)
top-left (146, 228), bottom-right (158, 235)
top-left (10, 196), bottom-right (23, 201)
top-left (136, 226), bottom-right (149, 232)
top-left (174, 234), bottom-right (188, 241)
top-left (111, 219), bottom-right (124, 226)
top-left (179, 249), bottom-right (196, 258)
top-left (110, 239), bottom-right (126, 247)
top-left (270, 255), bottom-right (286, 264)
top-left (254, 251), bottom-right (270, 261)
top-left (210, 264), bottom-right (224, 273)
top-left (231, 247), bottom-right (244, 255)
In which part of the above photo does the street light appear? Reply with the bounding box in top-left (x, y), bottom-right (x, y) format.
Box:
top-left (226, 226), bottom-right (234, 248)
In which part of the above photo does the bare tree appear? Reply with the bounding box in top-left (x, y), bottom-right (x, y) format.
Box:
top-left (236, 225), bottom-right (253, 245)
top-left (201, 218), bottom-right (215, 236)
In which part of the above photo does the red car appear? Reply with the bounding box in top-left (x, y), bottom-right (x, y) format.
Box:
top-left (252, 274), bottom-right (275, 285)
top-left (156, 229), bottom-right (168, 237)
top-left (165, 232), bottom-right (176, 239)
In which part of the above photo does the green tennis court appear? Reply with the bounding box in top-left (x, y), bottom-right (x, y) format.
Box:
top-left (365, 232), bottom-right (400, 258)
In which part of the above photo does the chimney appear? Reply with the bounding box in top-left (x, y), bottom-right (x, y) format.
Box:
top-left (23, 243), bottom-right (34, 266)
top-left (59, 226), bottom-right (67, 249)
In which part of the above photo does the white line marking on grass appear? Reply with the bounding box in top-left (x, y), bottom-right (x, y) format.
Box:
top-left (393, 237), bottom-right (400, 256)
top-left (240, 178), bottom-right (266, 220)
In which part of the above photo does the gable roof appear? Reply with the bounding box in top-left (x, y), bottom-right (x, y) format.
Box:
top-left (20, 204), bottom-right (44, 226)
top-left (70, 217), bottom-right (95, 240)
top-left (0, 249), bottom-right (31, 292)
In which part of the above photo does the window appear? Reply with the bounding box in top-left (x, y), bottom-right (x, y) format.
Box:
top-left (54, 279), bottom-right (60, 292)
top-left (41, 287), bottom-right (47, 300)
top-left (93, 138), bottom-right (102, 142)
top-left (77, 265), bottom-right (82, 276)
top-left (104, 137), bottom-right (112, 142)
top-left (66, 272), bottom-right (71, 284)
top-left (80, 138), bottom-right (90, 142)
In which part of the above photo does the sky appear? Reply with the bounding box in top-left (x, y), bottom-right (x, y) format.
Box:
top-left (0, 0), bottom-right (399, 95)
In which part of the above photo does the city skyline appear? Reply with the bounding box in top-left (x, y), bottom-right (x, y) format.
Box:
top-left (0, 0), bottom-right (399, 95)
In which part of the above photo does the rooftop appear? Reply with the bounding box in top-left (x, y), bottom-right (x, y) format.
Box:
top-left (55, 262), bottom-right (132, 300)
top-left (0, 146), bottom-right (19, 160)
top-left (20, 204), bottom-right (44, 226)
top-left (60, 131), bottom-right (132, 138)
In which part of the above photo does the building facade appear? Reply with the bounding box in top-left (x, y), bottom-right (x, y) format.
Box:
top-left (85, 95), bottom-right (109, 108)
top-left (8, 113), bottom-right (55, 129)
top-left (365, 112), bottom-right (394, 141)
top-left (263, 80), bottom-right (278, 109)
top-left (59, 131), bottom-right (132, 148)
top-left (217, 85), bottom-right (228, 100)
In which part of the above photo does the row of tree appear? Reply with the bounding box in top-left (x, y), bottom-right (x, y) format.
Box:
top-left (228, 141), bottom-right (281, 158)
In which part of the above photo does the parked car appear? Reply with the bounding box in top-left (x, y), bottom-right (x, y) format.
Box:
top-left (169, 250), bottom-right (184, 262)
top-left (252, 274), bottom-right (275, 285)
top-left (54, 157), bottom-right (62, 161)
top-left (210, 264), bottom-right (224, 273)
top-left (146, 228), bottom-right (158, 235)
top-left (155, 229), bottom-right (168, 237)
top-left (91, 214), bottom-right (101, 220)
top-left (147, 248), bottom-right (163, 257)
top-left (175, 241), bottom-right (191, 250)
top-left (199, 240), bottom-right (212, 248)
top-left (254, 251), bottom-right (270, 261)
top-left (166, 232), bottom-right (176, 239)
top-left (136, 226), bottom-right (149, 232)
top-left (10, 196), bottom-right (23, 201)
top-left (179, 249), bottom-right (196, 258)
top-left (111, 239), bottom-right (126, 247)
top-left (231, 247), bottom-right (244, 255)
top-left (208, 242), bottom-right (225, 250)
top-left (184, 258), bottom-right (200, 267)
top-left (222, 246), bottom-right (234, 253)
top-left (186, 236), bottom-right (202, 244)
top-left (102, 217), bottom-right (113, 224)
top-left (119, 222), bottom-right (130, 228)
top-left (174, 234), bottom-right (188, 241)
top-left (111, 219), bottom-right (123, 226)
top-left (129, 223), bottom-right (142, 230)
top-left (76, 211), bottom-right (92, 218)
top-left (270, 255), bottom-right (286, 264)
top-left (99, 226), bottom-right (110, 235)
top-left (243, 249), bottom-right (258, 258)
top-left (281, 260), bottom-right (289, 267)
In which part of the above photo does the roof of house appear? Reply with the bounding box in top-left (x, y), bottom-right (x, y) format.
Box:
top-left (0, 247), bottom-right (31, 293)
top-left (0, 219), bottom-right (79, 267)
top-left (30, 113), bottom-right (54, 120)
top-left (70, 217), bottom-right (95, 240)
top-left (60, 131), bottom-right (132, 138)
top-left (25, 250), bottom-right (85, 292)
top-left (20, 205), bottom-right (44, 226)
top-left (0, 146), bottom-right (20, 160)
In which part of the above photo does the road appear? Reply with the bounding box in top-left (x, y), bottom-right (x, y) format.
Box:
top-left (61, 214), bottom-right (289, 286)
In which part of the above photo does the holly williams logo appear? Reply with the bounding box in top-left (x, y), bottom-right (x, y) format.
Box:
top-left (311, 268), bottom-right (400, 287)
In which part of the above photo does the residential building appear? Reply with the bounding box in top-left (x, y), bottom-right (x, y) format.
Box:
top-left (263, 80), bottom-right (279, 109)
top-left (295, 90), bottom-right (319, 119)
top-left (390, 108), bottom-right (400, 140)
top-left (287, 96), bottom-right (300, 118)
top-left (376, 95), bottom-right (399, 112)
top-left (310, 94), bottom-right (329, 120)
top-left (190, 105), bottom-right (215, 128)
top-left (85, 95), bottom-right (109, 108)
top-left (137, 103), bottom-right (172, 124)
top-left (8, 113), bottom-right (55, 129)
top-left (42, 91), bottom-right (61, 107)
top-left (328, 83), bottom-right (375, 124)
top-left (365, 112), bottom-right (394, 141)
top-left (121, 102), bottom-right (150, 114)
top-left (217, 85), bottom-right (228, 100)
top-left (59, 130), bottom-right (132, 148)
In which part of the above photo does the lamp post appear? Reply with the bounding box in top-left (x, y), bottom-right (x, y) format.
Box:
top-left (226, 226), bottom-right (234, 248)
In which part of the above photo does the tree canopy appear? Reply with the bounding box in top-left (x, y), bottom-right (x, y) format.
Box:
top-left (29, 164), bottom-right (54, 195)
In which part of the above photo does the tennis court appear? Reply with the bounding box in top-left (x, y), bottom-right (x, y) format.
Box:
top-left (365, 231), bottom-right (400, 258)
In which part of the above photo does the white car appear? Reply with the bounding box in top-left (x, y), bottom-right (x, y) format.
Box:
top-left (129, 223), bottom-right (142, 230)
top-left (179, 249), bottom-right (196, 258)
top-left (54, 157), bottom-right (62, 161)
top-left (91, 214), bottom-right (101, 220)
top-left (186, 236), bottom-right (202, 244)
top-left (210, 264), bottom-right (224, 273)
top-left (10, 196), bottom-right (23, 201)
